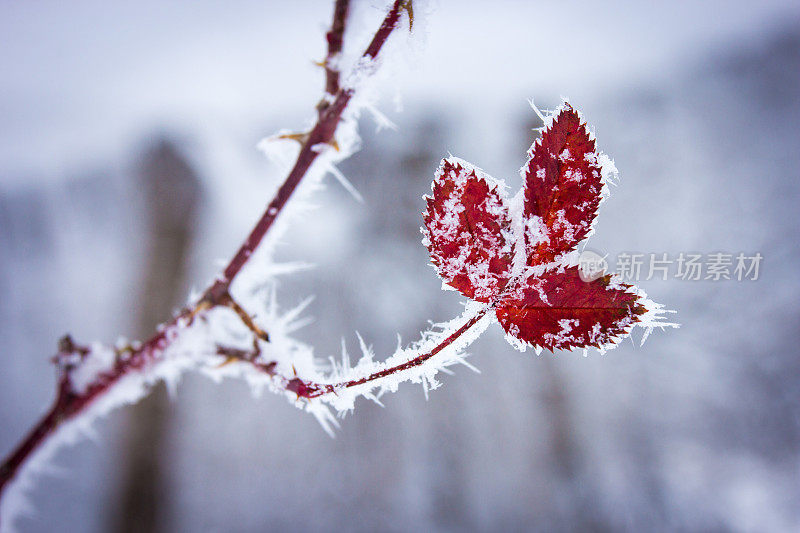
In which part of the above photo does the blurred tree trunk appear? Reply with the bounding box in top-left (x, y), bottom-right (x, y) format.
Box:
top-left (538, 356), bottom-right (610, 531)
top-left (111, 139), bottom-right (201, 533)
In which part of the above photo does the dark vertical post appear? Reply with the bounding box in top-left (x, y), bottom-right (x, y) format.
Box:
top-left (112, 139), bottom-right (201, 533)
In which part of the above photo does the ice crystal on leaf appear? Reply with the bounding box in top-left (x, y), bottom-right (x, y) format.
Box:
top-left (423, 101), bottom-right (674, 353)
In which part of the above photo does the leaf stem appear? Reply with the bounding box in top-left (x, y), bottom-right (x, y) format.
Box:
top-left (299, 306), bottom-right (491, 399)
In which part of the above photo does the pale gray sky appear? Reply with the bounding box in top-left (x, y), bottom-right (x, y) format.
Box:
top-left (0, 0), bottom-right (797, 176)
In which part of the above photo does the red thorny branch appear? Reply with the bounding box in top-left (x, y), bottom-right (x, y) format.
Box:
top-left (0, 0), bottom-right (431, 507)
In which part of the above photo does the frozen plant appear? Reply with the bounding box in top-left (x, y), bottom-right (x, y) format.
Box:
top-left (0, 0), bottom-right (676, 528)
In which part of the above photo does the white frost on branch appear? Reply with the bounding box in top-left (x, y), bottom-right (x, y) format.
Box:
top-left (0, 309), bottom-right (222, 531)
top-left (1, 3), bottom-right (434, 530)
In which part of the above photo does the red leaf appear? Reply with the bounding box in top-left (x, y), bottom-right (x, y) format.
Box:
top-left (420, 102), bottom-right (669, 353)
top-left (522, 103), bottom-right (604, 264)
top-left (423, 159), bottom-right (514, 301)
top-left (495, 266), bottom-right (646, 351)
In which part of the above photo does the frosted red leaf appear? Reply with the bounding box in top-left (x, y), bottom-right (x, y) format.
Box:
top-left (421, 102), bottom-right (661, 352)
top-left (522, 103), bottom-right (604, 264)
top-left (495, 266), bottom-right (646, 351)
top-left (422, 159), bottom-right (514, 301)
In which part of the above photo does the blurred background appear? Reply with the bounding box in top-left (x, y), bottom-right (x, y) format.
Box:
top-left (1, 1), bottom-right (799, 531)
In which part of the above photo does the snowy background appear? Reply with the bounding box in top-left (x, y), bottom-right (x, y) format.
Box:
top-left (1, 0), bottom-right (799, 531)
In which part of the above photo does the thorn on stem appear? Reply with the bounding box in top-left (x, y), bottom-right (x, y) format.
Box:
top-left (217, 356), bottom-right (238, 368)
top-left (53, 335), bottom-right (90, 370)
top-left (57, 335), bottom-right (74, 354)
top-left (57, 335), bottom-right (88, 357)
top-left (401, 0), bottom-right (414, 30)
top-left (276, 132), bottom-right (310, 145)
top-left (276, 131), bottom-right (340, 153)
